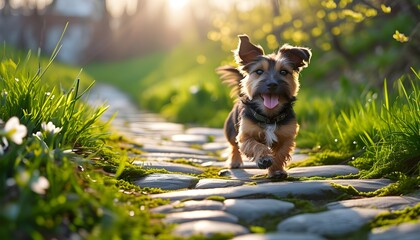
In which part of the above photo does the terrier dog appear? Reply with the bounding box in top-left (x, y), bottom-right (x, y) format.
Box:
top-left (217, 35), bottom-right (311, 179)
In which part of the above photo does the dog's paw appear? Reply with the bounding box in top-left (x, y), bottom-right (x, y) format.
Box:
top-left (257, 156), bottom-right (273, 169)
top-left (268, 170), bottom-right (288, 180)
top-left (229, 161), bottom-right (242, 169)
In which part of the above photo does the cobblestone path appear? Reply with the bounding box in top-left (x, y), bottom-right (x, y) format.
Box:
top-left (90, 84), bottom-right (420, 239)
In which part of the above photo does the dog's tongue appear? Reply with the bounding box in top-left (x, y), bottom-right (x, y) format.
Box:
top-left (262, 94), bottom-right (279, 109)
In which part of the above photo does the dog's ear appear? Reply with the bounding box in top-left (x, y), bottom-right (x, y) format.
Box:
top-left (216, 66), bottom-right (244, 97)
top-left (235, 35), bottom-right (264, 65)
top-left (279, 44), bottom-right (312, 70)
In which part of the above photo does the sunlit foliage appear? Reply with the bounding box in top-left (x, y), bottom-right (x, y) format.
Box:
top-left (208, 0), bottom-right (418, 83)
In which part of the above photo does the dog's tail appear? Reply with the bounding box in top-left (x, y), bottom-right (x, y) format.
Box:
top-left (216, 66), bottom-right (244, 97)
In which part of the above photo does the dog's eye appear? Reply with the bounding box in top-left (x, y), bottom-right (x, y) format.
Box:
top-left (255, 69), bottom-right (264, 75)
top-left (279, 70), bottom-right (288, 76)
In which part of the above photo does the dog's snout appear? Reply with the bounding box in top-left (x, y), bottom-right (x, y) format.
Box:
top-left (267, 82), bottom-right (278, 91)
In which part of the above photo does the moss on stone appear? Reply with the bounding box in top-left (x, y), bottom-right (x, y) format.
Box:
top-left (196, 167), bottom-right (230, 179)
top-left (249, 225), bottom-right (266, 233)
top-left (205, 196), bottom-right (226, 202)
top-left (279, 197), bottom-right (326, 214)
top-left (331, 174), bottom-right (419, 197)
top-left (369, 203), bottom-right (420, 229)
top-left (289, 150), bottom-right (352, 168)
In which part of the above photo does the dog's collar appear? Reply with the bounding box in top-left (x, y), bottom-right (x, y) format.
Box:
top-left (249, 108), bottom-right (288, 124)
top-left (241, 96), bottom-right (296, 125)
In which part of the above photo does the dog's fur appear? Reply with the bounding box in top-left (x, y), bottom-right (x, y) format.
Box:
top-left (217, 35), bottom-right (311, 178)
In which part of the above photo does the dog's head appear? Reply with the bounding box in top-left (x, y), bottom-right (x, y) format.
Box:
top-left (234, 35), bottom-right (311, 115)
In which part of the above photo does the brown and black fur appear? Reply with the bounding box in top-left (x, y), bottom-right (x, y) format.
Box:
top-left (217, 35), bottom-right (311, 178)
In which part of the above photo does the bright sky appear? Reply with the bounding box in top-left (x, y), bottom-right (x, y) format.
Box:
top-left (106, 0), bottom-right (192, 17)
top-left (106, 0), bottom-right (196, 27)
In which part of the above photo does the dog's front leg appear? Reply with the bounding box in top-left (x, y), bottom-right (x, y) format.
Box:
top-left (237, 133), bottom-right (273, 169)
top-left (269, 137), bottom-right (295, 179)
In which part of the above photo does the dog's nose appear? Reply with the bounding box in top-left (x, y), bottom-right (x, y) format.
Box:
top-left (267, 82), bottom-right (278, 91)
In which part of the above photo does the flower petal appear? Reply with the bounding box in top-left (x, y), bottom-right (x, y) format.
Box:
top-left (4, 117), bottom-right (19, 132)
top-left (10, 126), bottom-right (27, 144)
top-left (4, 117), bottom-right (27, 145)
top-left (31, 176), bottom-right (50, 195)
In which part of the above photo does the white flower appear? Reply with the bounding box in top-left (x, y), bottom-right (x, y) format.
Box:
top-left (31, 176), bottom-right (50, 195)
top-left (4, 117), bottom-right (27, 145)
top-left (33, 131), bottom-right (43, 138)
top-left (41, 122), bottom-right (62, 134)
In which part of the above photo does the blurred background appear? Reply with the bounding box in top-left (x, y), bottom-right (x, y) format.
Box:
top-left (0, 0), bottom-right (419, 128)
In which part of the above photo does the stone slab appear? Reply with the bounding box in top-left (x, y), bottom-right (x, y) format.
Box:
top-left (277, 208), bottom-right (387, 237)
top-left (202, 142), bottom-right (229, 152)
top-left (185, 127), bottom-right (225, 137)
top-left (139, 152), bottom-right (219, 163)
top-left (213, 135), bottom-right (228, 143)
top-left (216, 165), bottom-right (360, 180)
top-left (290, 153), bottom-right (310, 163)
top-left (164, 210), bottom-right (238, 224)
top-left (195, 178), bottom-right (245, 189)
top-left (327, 196), bottom-right (420, 211)
top-left (142, 144), bottom-right (207, 155)
top-left (171, 134), bottom-right (208, 144)
top-left (173, 220), bottom-right (249, 237)
top-left (130, 122), bottom-right (184, 132)
top-left (232, 233), bottom-right (326, 240)
top-left (202, 161), bottom-right (259, 169)
top-left (151, 200), bottom-right (224, 214)
top-left (369, 221), bottom-right (420, 240)
top-left (134, 173), bottom-right (198, 190)
top-left (132, 160), bottom-right (204, 174)
top-left (152, 179), bottom-right (392, 201)
top-left (288, 165), bottom-right (359, 177)
top-left (224, 199), bottom-right (294, 222)
top-left (217, 169), bottom-right (267, 180)
top-left (129, 136), bottom-right (162, 146)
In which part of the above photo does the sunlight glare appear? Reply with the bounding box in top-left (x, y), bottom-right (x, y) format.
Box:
top-left (167, 0), bottom-right (190, 13)
top-left (106, 0), bottom-right (137, 17)
top-left (165, 0), bottom-right (192, 28)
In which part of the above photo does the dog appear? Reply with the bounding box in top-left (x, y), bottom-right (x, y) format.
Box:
top-left (217, 34), bottom-right (311, 179)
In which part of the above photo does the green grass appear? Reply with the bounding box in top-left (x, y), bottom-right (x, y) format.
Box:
top-left (292, 70), bottom-right (420, 181)
top-left (0, 50), bottom-right (177, 239)
top-left (2, 44), bottom-right (94, 90)
top-left (358, 77), bottom-right (420, 178)
top-left (0, 57), bottom-right (106, 150)
top-left (329, 73), bottom-right (420, 178)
